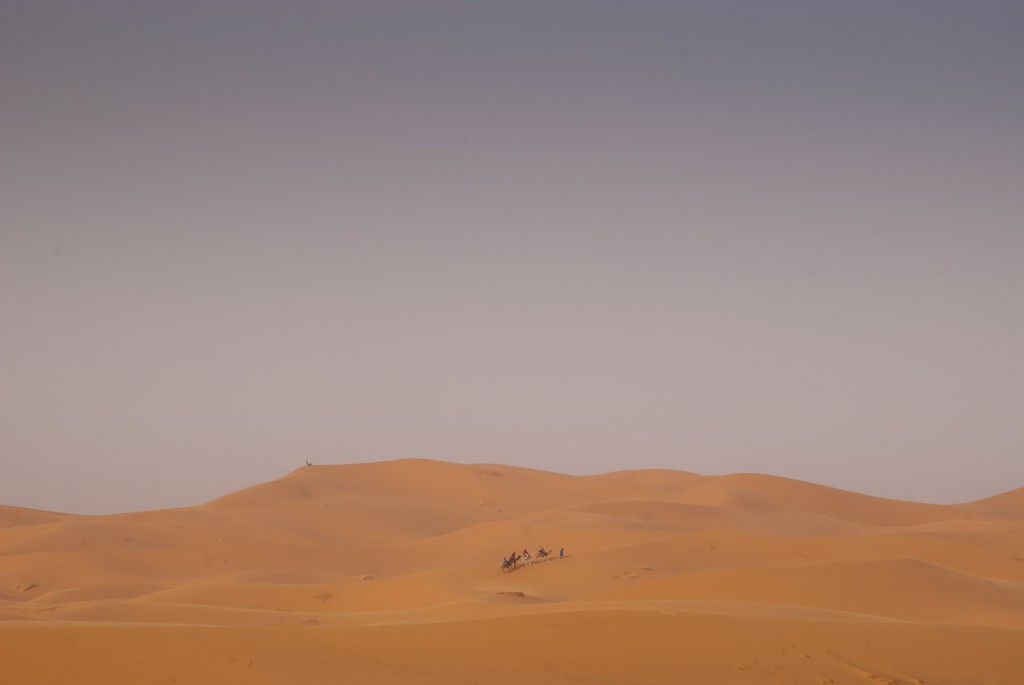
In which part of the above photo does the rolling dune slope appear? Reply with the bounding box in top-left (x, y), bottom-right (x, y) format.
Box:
top-left (2, 459), bottom-right (1022, 684)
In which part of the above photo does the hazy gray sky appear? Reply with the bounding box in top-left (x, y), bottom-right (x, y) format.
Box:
top-left (2, 1), bottom-right (1022, 513)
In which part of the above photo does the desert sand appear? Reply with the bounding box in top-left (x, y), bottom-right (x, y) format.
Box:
top-left (2, 459), bottom-right (1022, 684)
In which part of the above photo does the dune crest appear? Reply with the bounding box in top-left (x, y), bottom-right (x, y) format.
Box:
top-left (2, 459), bottom-right (1022, 684)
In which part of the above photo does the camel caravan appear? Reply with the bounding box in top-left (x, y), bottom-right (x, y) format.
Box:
top-left (500, 546), bottom-right (564, 573)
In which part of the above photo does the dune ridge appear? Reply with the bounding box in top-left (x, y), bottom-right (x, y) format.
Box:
top-left (2, 458), bottom-right (1022, 684)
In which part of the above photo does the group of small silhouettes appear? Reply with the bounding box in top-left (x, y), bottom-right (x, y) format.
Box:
top-left (501, 546), bottom-right (565, 572)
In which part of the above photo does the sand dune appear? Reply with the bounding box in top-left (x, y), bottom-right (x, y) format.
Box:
top-left (584, 557), bottom-right (1024, 625)
top-left (2, 458), bottom-right (1022, 684)
top-left (968, 486), bottom-right (1024, 518)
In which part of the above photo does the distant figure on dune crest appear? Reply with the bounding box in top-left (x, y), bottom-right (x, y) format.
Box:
top-left (559, 547), bottom-right (564, 558)
top-left (305, 460), bottom-right (312, 466)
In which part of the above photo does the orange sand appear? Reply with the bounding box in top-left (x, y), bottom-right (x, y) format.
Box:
top-left (2, 459), bottom-right (1022, 684)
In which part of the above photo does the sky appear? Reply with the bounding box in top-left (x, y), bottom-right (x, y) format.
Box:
top-left (2, 1), bottom-right (1022, 514)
